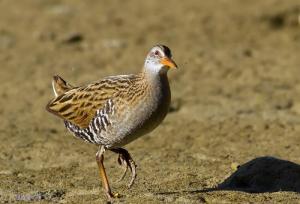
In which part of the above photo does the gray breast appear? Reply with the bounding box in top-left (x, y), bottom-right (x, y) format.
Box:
top-left (110, 74), bottom-right (171, 148)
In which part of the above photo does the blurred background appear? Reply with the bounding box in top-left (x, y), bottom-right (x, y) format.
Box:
top-left (0, 0), bottom-right (299, 203)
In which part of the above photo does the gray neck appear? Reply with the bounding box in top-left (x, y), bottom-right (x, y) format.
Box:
top-left (143, 66), bottom-right (168, 81)
top-left (142, 68), bottom-right (170, 105)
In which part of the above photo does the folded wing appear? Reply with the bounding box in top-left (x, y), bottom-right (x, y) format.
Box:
top-left (46, 80), bottom-right (119, 128)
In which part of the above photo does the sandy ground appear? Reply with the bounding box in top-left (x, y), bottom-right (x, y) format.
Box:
top-left (0, 0), bottom-right (300, 203)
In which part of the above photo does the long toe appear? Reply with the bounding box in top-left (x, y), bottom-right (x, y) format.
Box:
top-left (117, 155), bottom-right (128, 182)
top-left (111, 148), bottom-right (138, 188)
top-left (128, 159), bottom-right (137, 188)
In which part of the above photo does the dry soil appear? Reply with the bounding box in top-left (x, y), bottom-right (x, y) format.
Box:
top-left (0, 0), bottom-right (300, 203)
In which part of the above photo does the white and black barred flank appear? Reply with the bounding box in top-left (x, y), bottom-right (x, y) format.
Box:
top-left (64, 99), bottom-right (114, 145)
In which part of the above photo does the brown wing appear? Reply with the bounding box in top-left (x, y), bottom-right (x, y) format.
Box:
top-left (46, 79), bottom-right (122, 128)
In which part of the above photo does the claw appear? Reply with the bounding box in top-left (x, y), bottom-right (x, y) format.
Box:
top-left (112, 192), bottom-right (121, 198)
top-left (112, 148), bottom-right (137, 188)
top-left (106, 192), bottom-right (121, 204)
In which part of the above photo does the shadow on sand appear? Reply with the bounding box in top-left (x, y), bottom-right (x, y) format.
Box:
top-left (156, 156), bottom-right (300, 195)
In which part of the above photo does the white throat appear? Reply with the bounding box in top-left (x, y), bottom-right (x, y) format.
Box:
top-left (144, 61), bottom-right (168, 77)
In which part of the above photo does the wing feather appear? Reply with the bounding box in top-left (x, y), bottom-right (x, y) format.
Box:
top-left (46, 76), bottom-right (130, 128)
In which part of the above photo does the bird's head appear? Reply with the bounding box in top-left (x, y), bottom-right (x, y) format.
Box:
top-left (144, 45), bottom-right (177, 74)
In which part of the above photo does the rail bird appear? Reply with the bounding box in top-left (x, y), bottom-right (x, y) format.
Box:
top-left (46, 45), bottom-right (177, 201)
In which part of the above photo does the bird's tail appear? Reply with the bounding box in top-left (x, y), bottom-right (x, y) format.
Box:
top-left (52, 75), bottom-right (74, 97)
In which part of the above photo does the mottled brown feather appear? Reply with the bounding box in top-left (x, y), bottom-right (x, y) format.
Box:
top-left (46, 74), bottom-right (145, 128)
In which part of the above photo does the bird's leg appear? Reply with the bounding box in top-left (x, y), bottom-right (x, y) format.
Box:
top-left (96, 146), bottom-right (118, 201)
top-left (111, 148), bottom-right (137, 188)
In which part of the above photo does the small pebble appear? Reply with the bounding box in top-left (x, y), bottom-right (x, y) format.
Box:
top-left (61, 32), bottom-right (83, 44)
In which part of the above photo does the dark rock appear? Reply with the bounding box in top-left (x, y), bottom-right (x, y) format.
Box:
top-left (218, 156), bottom-right (300, 193)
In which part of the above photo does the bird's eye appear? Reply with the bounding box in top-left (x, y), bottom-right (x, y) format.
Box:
top-left (154, 50), bottom-right (160, 56)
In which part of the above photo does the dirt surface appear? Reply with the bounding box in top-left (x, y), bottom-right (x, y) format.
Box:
top-left (0, 0), bottom-right (300, 203)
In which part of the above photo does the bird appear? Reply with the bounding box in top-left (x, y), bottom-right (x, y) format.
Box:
top-left (46, 44), bottom-right (177, 201)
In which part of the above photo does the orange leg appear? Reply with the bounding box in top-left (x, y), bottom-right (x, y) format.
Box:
top-left (96, 146), bottom-right (116, 201)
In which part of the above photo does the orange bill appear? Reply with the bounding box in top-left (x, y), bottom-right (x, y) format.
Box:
top-left (160, 58), bottom-right (178, 69)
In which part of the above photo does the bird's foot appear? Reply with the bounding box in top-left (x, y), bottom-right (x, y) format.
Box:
top-left (108, 192), bottom-right (120, 198)
top-left (114, 148), bottom-right (137, 188)
top-left (106, 191), bottom-right (121, 203)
